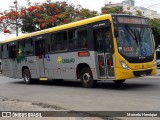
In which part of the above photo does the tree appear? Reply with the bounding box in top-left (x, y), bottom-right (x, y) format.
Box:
top-left (101, 5), bottom-right (142, 15)
top-left (102, 6), bottom-right (123, 14)
top-left (148, 18), bottom-right (160, 48)
top-left (0, 0), bottom-right (98, 34)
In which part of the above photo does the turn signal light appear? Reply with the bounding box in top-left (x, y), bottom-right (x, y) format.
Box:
top-left (78, 51), bottom-right (90, 57)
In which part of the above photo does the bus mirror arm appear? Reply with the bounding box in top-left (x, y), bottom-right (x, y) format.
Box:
top-left (114, 28), bottom-right (119, 38)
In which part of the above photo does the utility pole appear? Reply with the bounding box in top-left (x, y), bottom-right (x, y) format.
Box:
top-left (15, 0), bottom-right (18, 36)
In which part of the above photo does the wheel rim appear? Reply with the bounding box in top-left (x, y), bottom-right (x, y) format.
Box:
top-left (83, 73), bottom-right (90, 83)
top-left (24, 71), bottom-right (30, 82)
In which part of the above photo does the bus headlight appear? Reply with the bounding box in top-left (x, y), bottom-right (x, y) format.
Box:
top-left (120, 61), bottom-right (130, 70)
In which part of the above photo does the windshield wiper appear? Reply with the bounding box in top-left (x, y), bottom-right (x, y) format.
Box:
top-left (125, 25), bottom-right (139, 46)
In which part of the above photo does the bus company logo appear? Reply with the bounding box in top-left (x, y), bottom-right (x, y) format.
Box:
top-left (2, 112), bottom-right (11, 117)
top-left (57, 56), bottom-right (75, 64)
top-left (57, 56), bottom-right (62, 64)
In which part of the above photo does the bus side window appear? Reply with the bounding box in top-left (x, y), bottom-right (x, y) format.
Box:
top-left (50, 34), bottom-right (56, 52)
top-left (18, 41), bottom-right (23, 55)
top-left (75, 28), bottom-right (88, 49)
top-left (9, 45), bottom-right (17, 59)
top-left (0, 44), bottom-right (2, 58)
top-left (68, 29), bottom-right (76, 50)
top-left (24, 38), bottom-right (33, 55)
top-left (2, 44), bottom-right (9, 59)
top-left (54, 31), bottom-right (67, 51)
top-left (0, 45), bottom-right (2, 59)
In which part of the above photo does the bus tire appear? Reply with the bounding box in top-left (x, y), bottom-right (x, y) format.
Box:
top-left (80, 67), bottom-right (97, 88)
top-left (23, 68), bottom-right (32, 84)
top-left (113, 79), bottom-right (125, 84)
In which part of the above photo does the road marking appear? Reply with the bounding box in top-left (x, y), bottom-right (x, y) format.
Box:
top-left (143, 76), bottom-right (160, 78)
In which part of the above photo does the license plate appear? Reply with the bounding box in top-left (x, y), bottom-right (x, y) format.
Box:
top-left (140, 74), bottom-right (146, 77)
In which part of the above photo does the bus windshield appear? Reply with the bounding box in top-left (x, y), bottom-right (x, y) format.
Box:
top-left (116, 25), bottom-right (154, 57)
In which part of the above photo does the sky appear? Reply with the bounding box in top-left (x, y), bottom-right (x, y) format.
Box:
top-left (0, 0), bottom-right (160, 13)
top-left (0, 0), bottom-right (160, 40)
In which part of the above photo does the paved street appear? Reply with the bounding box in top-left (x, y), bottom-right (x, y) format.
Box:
top-left (0, 72), bottom-right (160, 120)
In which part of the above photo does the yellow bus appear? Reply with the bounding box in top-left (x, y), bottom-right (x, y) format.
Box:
top-left (0, 14), bottom-right (157, 88)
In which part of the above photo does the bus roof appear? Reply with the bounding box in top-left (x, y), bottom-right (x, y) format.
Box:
top-left (1, 14), bottom-right (114, 44)
top-left (1, 14), bottom-right (144, 44)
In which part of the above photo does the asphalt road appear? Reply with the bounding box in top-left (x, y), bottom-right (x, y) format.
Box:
top-left (0, 75), bottom-right (160, 119)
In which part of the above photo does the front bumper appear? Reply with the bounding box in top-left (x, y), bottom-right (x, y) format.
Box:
top-left (115, 66), bottom-right (157, 80)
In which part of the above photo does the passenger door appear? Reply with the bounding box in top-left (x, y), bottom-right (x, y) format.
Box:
top-left (35, 40), bottom-right (46, 78)
top-left (9, 44), bottom-right (17, 78)
top-left (93, 23), bottom-right (115, 79)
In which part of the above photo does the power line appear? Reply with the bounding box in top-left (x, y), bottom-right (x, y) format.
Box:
top-left (146, 2), bottom-right (160, 8)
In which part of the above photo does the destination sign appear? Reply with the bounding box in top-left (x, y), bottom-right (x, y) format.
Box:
top-left (117, 17), bottom-right (147, 25)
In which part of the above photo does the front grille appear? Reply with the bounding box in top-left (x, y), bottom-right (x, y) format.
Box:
top-left (121, 54), bottom-right (154, 63)
top-left (133, 69), bottom-right (152, 77)
top-left (126, 57), bottom-right (154, 63)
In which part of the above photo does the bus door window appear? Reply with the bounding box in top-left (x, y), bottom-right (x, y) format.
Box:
top-left (95, 29), bottom-right (104, 52)
top-left (94, 28), bottom-right (114, 53)
top-left (98, 55), bottom-right (105, 76)
top-left (107, 54), bottom-right (114, 76)
top-left (104, 30), bottom-right (114, 53)
top-left (104, 30), bottom-right (114, 76)
top-left (35, 40), bottom-right (45, 59)
top-left (94, 28), bottom-right (114, 77)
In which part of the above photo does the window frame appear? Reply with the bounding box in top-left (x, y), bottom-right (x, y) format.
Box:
top-left (50, 30), bottom-right (68, 53)
top-left (17, 38), bottom-right (34, 56)
top-left (1, 43), bottom-right (9, 59)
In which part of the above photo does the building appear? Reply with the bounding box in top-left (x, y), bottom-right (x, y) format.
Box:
top-left (105, 0), bottom-right (134, 6)
top-left (145, 13), bottom-right (160, 19)
top-left (123, 0), bottom-right (135, 6)
top-left (104, 0), bottom-right (159, 18)
top-left (123, 4), bottom-right (157, 16)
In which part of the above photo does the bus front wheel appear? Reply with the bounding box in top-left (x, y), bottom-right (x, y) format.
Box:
top-left (23, 69), bottom-right (32, 84)
top-left (113, 79), bottom-right (125, 84)
top-left (80, 67), bottom-right (97, 88)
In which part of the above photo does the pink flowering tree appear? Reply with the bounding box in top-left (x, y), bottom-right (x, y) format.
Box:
top-left (0, 0), bottom-right (98, 34)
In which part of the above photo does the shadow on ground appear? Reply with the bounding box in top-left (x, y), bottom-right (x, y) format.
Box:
top-left (10, 79), bottom-right (156, 91)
